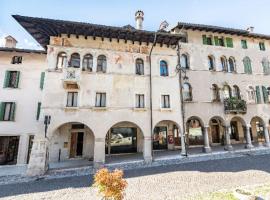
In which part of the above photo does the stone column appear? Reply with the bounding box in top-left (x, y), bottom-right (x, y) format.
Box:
top-left (245, 125), bottom-right (254, 149)
top-left (17, 134), bottom-right (29, 164)
top-left (264, 126), bottom-right (270, 147)
top-left (26, 137), bottom-right (49, 176)
top-left (93, 137), bottom-right (105, 168)
top-left (180, 131), bottom-right (186, 156)
top-left (143, 136), bottom-right (152, 164)
top-left (224, 126), bottom-right (233, 151)
top-left (203, 126), bottom-right (212, 153)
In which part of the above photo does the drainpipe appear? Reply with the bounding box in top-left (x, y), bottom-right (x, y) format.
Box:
top-left (149, 33), bottom-right (158, 158)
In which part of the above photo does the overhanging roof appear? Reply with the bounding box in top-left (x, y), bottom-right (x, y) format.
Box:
top-left (0, 47), bottom-right (46, 54)
top-left (173, 22), bottom-right (270, 40)
top-left (13, 15), bottom-right (183, 49)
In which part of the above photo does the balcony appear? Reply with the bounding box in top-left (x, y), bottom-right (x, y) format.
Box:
top-left (62, 67), bottom-right (81, 89)
top-left (224, 97), bottom-right (247, 114)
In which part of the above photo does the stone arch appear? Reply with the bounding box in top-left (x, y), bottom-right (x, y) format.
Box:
top-left (208, 116), bottom-right (226, 145)
top-left (49, 121), bottom-right (95, 163)
top-left (186, 116), bottom-right (204, 146)
top-left (229, 116), bottom-right (247, 144)
top-left (153, 120), bottom-right (182, 150)
top-left (250, 116), bottom-right (265, 143)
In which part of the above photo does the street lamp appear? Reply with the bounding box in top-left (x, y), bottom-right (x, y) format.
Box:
top-left (44, 115), bottom-right (51, 138)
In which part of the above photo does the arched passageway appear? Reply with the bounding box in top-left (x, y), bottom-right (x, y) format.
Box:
top-left (250, 117), bottom-right (265, 145)
top-left (209, 117), bottom-right (226, 146)
top-left (48, 122), bottom-right (94, 169)
top-left (186, 117), bottom-right (204, 146)
top-left (230, 117), bottom-right (246, 144)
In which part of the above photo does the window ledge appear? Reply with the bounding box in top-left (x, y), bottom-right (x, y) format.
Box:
top-left (160, 108), bottom-right (172, 112)
top-left (64, 107), bottom-right (79, 111)
top-left (3, 87), bottom-right (20, 90)
top-left (93, 107), bottom-right (107, 111)
top-left (48, 69), bottom-right (63, 73)
top-left (133, 108), bottom-right (147, 112)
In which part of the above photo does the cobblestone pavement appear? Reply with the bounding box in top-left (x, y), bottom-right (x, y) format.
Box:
top-left (1, 154), bottom-right (270, 200)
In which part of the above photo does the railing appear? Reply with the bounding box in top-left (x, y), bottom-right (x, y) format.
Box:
top-left (224, 97), bottom-right (247, 114)
top-left (62, 67), bottom-right (81, 89)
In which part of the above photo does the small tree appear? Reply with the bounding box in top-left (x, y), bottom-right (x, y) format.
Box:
top-left (93, 168), bottom-right (128, 200)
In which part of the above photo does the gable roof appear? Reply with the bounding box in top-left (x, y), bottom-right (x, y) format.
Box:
top-left (173, 22), bottom-right (270, 40)
top-left (13, 15), bottom-right (183, 49)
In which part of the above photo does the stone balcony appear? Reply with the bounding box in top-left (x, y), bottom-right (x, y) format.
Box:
top-left (62, 67), bottom-right (81, 89)
top-left (224, 98), bottom-right (247, 114)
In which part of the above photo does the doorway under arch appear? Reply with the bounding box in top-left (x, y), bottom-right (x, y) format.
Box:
top-left (250, 116), bottom-right (265, 144)
top-left (209, 117), bottom-right (226, 146)
top-left (186, 117), bottom-right (204, 146)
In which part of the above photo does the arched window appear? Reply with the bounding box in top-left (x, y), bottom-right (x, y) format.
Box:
top-left (243, 56), bottom-right (252, 74)
top-left (160, 60), bottom-right (168, 76)
top-left (70, 53), bottom-right (80, 68)
top-left (228, 57), bottom-right (236, 72)
top-left (135, 58), bottom-right (144, 75)
top-left (56, 52), bottom-right (67, 69)
top-left (262, 58), bottom-right (270, 75)
top-left (208, 55), bottom-right (215, 71)
top-left (97, 55), bottom-right (107, 72)
top-left (180, 54), bottom-right (189, 69)
top-left (232, 85), bottom-right (241, 99)
top-left (220, 56), bottom-right (227, 72)
top-left (223, 85), bottom-right (231, 99)
top-left (183, 83), bottom-right (192, 101)
top-left (82, 54), bottom-right (93, 71)
top-left (247, 86), bottom-right (256, 103)
top-left (212, 84), bottom-right (220, 101)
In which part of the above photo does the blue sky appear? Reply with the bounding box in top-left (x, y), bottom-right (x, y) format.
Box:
top-left (0, 0), bottom-right (270, 49)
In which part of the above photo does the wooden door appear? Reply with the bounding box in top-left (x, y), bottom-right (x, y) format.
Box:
top-left (211, 125), bottom-right (220, 143)
top-left (70, 133), bottom-right (77, 158)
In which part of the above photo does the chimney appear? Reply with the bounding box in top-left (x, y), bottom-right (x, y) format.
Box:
top-left (5, 35), bottom-right (17, 48)
top-left (135, 10), bottom-right (144, 30)
top-left (247, 26), bottom-right (254, 33)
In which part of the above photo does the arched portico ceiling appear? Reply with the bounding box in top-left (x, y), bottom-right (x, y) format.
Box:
top-left (209, 116), bottom-right (226, 126)
top-left (250, 116), bottom-right (265, 126)
top-left (154, 120), bottom-right (181, 129)
top-left (186, 116), bottom-right (205, 127)
top-left (106, 121), bottom-right (145, 137)
top-left (230, 116), bottom-right (247, 126)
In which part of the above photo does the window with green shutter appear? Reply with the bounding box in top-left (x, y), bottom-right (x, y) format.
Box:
top-left (262, 86), bottom-right (269, 103)
top-left (3, 71), bottom-right (20, 88)
top-left (0, 102), bottom-right (5, 121)
top-left (36, 102), bottom-right (41, 120)
top-left (243, 57), bottom-right (252, 74)
top-left (214, 36), bottom-right (219, 46)
top-left (259, 42), bottom-right (266, 51)
top-left (241, 40), bottom-right (248, 49)
top-left (255, 86), bottom-right (262, 104)
top-left (226, 37), bottom-right (233, 48)
top-left (0, 102), bottom-right (16, 121)
top-left (202, 35), bottom-right (207, 45)
top-left (262, 58), bottom-right (270, 75)
top-left (40, 72), bottom-right (45, 90)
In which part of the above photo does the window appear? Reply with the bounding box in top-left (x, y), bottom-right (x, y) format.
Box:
top-left (161, 95), bottom-right (170, 108)
top-left (226, 37), bottom-right (234, 48)
top-left (232, 85), bottom-right (241, 99)
top-left (95, 93), bottom-right (106, 107)
top-left (259, 42), bottom-right (266, 51)
top-left (40, 72), bottom-right (45, 90)
top-left (36, 102), bottom-right (41, 120)
top-left (202, 35), bottom-right (213, 45)
top-left (82, 54), bottom-right (93, 72)
top-left (214, 36), bottom-right (225, 46)
top-left (11, 56), bottom-right (22, 64)
top-left (241, 40), bottom-right (248, 49)
top-left (262, 86), bottom-right (269, 103)
top-left (220, 57), bottom-right (227, 72)
top-left (262, 58), bottom-right (270, 75)
top-left (212, 84), bottom-right (220, 101)
top-left (223, 85), bottom-right (231, 99)
top-left (208, 55), bottom-right (215, 70)
top-left (160, 60), bottom-right (168, 76)
top-left (255, 86), bottom-right (262, 104)
top-left (243, 57), bottom-right (252, 74)
top-left (183, 83), bottom-right (192, 101)
top-left (135, 58), bottom-right (144, 75)
top-left (97, 55), bottom-right (107, 72)
top-left (228, 57), bottom-right (236, 72)
top-left (66, 92), bottom-right (78, 107)
top-left (180, 54), bottom-right (189, 69)
top-left (69, 53), bottom-right (80, 68)
top-left (0, 102), bottom-right (16, 121)
top-left (3, 71), bottom-right (20, 88)
top-left (247, 86), bottom-right (255, 103)
top-left (56, 52), bottom-right (67, 69)
top-left (135, 94), bottom-right (145, 108)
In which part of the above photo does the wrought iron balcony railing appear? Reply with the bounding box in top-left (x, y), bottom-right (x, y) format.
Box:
top-left (224, 97), bottom-right (247, 114)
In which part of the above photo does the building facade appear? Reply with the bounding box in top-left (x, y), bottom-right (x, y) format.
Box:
top-left (1, 12), bottom-right (270, 175)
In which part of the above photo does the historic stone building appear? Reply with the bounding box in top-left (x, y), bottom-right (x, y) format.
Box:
top-left (1, 11), bottom-right (270, 175)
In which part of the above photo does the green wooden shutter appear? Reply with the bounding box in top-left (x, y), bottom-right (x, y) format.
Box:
top-left (10, 102), bottom-right (16, 121)
top-left (40, 72), bottom-right (45, 90)
top-left (262, 86), bottom-right (269, 103)
top-left (256, 86), bottom-right (262, 104)
top-left (3, 71), bottom-right (10, 88)
top-left (36, 102), bottom-right (41, 120)
top-left (202, 35), bottom-right (207, 45)
top-left (226, 37), bottom-right (233, 48)
top-left (214, 36), bottom-right (219, 46)
top-left (15, 71), bottom-right (20, 88)
top-left (0, 102), bottom-right (5, 121)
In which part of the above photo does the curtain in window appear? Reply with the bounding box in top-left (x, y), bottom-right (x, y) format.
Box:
top-left (82, 54), bottom-right (93, 71)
